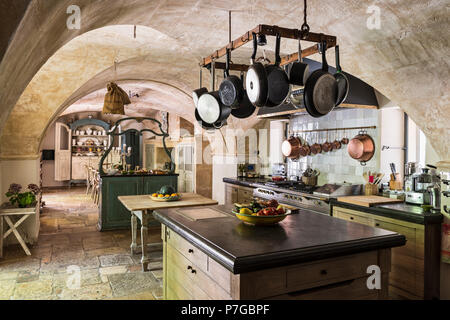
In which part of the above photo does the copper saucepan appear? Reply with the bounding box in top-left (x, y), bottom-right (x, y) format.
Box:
top-left (322, 131), bottom-right (333, 153)
top-left (332, 130), bottom-right (342, 150)
top-left (282, 135), bottom-right (301, 159)
top-left (310, 132), bottom-right (322, 155)
top-left (299, 134), bottom-right (311, 157)
top-left (347, 130), bottom-right (375, 166)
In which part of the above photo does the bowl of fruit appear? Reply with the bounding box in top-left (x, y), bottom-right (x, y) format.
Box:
top-left (150, 185), bottom-right (181, 202)
top-left (232, 200), bottom-right (294, 226)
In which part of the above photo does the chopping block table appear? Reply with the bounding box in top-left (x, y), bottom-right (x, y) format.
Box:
top-left (118, 193), bottom-right (218, 271)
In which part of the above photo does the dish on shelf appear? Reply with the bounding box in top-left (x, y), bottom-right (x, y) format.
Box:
top-left (77, 141), bottom-right (84, 146)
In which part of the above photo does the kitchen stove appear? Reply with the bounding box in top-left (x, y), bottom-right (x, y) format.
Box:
top-left (253, 182), bottom-right (363, 216)
top-left (253, 182), bottom-right (330, 215)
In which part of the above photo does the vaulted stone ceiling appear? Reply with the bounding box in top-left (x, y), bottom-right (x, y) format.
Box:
top-left (0, 0), bottom-right (448, 159)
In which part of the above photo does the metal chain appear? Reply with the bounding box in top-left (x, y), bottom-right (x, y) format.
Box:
top-left (301, 0), bottom-right (310, 37)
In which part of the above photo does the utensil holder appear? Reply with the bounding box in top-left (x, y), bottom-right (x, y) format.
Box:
top-left (389, 174), bottom-right (403, 190)
top-left (365, 184), bottom-right (379, 196)
top-left (302, 176), bottom-right (318, 186)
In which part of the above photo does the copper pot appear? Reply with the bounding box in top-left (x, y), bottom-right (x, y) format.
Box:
top-left (282, 136), bottom-right (301, 159)
top-left (347, 131), bottom-right (375, 165)
top-left (299, 141), bottom-right (311, 157)
top-left (310, 132), bottom-right (322, 155)
top-left (322, 138), bottom-right (333, 153)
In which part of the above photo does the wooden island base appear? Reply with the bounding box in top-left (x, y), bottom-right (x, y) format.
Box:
top-left (162, 226), bottom-right (391, 300)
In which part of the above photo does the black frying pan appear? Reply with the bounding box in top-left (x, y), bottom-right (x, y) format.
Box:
top-left (219, 49), bottom-right (244, 108)
top-left (246, 33), bottom-right (268, 107)
top-left (232, 74), bottom-right (256, 119)
top-left (304, 41), bottom-right (338, 117)
top-left (334, 45), bottom-right (349, 107)
top-left (287, 36), bottom-right (310, 86)
top-left (265, 33), bottom-right (290, 107)
top-left (195, 108), bottom-right (216, 130)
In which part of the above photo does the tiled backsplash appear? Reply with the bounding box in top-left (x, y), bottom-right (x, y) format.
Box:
top-left (287, 109), bottom-right (380, 185)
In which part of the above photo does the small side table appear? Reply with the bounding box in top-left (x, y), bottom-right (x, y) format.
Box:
top-left (0, 204), bottom-right (37, 259)
top-left (118, 193), bottom-right (218, 271)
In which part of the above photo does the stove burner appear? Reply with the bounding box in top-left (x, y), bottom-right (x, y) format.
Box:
top-left (264, 181), bottom-right (317, 194)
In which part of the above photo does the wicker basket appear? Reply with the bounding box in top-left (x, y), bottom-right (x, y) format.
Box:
top-left (302, 176), bottom-right (318, 186)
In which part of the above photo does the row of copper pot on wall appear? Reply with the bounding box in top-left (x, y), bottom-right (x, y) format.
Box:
top-left (282, 130), bottom-right (375, 166)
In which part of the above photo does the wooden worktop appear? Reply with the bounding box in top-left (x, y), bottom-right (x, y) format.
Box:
top-left (118, 193), bottom-right (218, 212)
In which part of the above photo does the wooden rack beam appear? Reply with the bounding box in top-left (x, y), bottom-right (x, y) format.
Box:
top-left (201, 24), bottom-right (336, 69)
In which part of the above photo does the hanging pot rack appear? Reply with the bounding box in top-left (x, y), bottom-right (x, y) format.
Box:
top-left (200, 24), bottom-right (337, 72)
top-left (290, 125), bottom-right (377, 135)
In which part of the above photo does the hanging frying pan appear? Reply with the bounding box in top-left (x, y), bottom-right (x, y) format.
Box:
top-left (265, 33), bottom-right (290, 107)
top-left (287, 36), bottom-right (310, 86)
top-left (231, 74), bottom-right (256, 119)
top-left (219, 49), bottom-right (244, 108)
top-left (246, 33), bottom-right (268, 107)
top-left (193, 88), bottom-right (208, 108)
top-left (304, 41), bottom-right (338, 117)
top-left (197, 91), bottom-right (231, 124)
top-left (195, 108), bottom-right (216, 130)
top-left (192, 69), bottom-right (207, 108)
top-left (334, 45), bottom-right (349, 106)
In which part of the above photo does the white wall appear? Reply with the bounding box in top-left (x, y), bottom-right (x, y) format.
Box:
top-left (1, 158), bottom-right (41, 244)
top-left (380, 107), bottom-right (405, 182)
top-left (269, 121), bottom-right (286, 166)
top-left (212, 155), bottom-right (237, 205)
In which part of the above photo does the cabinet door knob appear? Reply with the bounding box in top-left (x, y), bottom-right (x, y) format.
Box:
top-left (191, 269), bottom-right (197, 274)
top-left (187, 266), bottom-right (192, 270)
top-left (350, 217), bottom-right (354, 220)
top-left (188, 249), bottom-right (194, 254)
top-left (376, 223), bottom-right (380, 227)
top-left (320, 270), bottom-right (328, 276)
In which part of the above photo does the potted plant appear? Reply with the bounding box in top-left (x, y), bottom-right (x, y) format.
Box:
top-left (5, 183), bottom-right (41, 208)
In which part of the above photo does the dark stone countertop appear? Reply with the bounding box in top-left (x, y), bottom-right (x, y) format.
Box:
top-left (223, 177), bottom-right (271, 188)
top-left (330, 199), bottom-right (443, 225)
top-left (153, 205), bottom-right (406, 274)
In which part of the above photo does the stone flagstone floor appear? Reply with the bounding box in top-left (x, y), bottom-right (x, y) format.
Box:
top-left (0, 187), bottom-right (163, 300)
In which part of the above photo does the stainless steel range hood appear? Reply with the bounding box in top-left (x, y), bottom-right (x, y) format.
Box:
top-left (258, 58), bottom-right (379, 119)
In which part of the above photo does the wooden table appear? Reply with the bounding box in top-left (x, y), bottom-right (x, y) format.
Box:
top-left (118, 193), bottom-right (218, 271)
top-left (0, 204), bottom-right (37, 259)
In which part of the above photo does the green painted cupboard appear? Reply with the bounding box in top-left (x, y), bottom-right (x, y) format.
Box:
top-left (98, 174), bottom-right (178, 231)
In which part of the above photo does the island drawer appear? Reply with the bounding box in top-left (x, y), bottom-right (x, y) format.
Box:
top-left (166, 243), bottom-right (232, 300)
top-left (166, 227), bottom-right (208, 272)
top-left (165, 226), bottom-right (232, 292)
top-left (265, 277), bottom-right (379, 300)
top-left (239, 250), bottom-right (380, 299)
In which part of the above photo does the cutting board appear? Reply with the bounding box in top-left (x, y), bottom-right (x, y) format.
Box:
top-left (337, 196), bottom-right (403, 207)
top-left (174, 207), bottom-right (229, 221)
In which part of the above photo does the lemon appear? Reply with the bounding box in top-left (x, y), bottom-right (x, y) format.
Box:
top-left (158, 194), bottom-right (164, 198)
top-left (171, 193), bottom-right (178, 197)
top-left (240, 208), bottom-right (253, 215)
top-left (152, 193), bottom-right (158, 197)
top-left (164, 195), bottom-right (170, 198)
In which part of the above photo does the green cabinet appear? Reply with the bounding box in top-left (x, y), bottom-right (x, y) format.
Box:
top-left (98, 175), bottom-right (178, 231)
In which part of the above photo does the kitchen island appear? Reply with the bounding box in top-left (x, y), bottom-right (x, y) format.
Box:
top-left (154, 205), bottom-right (406, 300)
